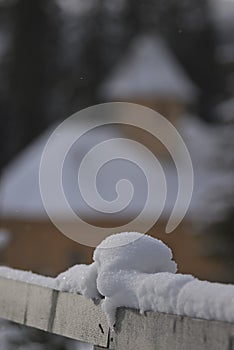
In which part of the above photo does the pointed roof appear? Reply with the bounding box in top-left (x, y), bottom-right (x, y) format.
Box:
top-left (100, 34), bottom-right (197, 102)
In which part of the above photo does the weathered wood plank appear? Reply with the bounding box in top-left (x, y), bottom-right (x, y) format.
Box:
top-left (112, 308), bottom-right (234, 350)
top-left (1, 275), bottom-right (234, 350)
top-left (0, 277), bottom-right (28, 324)
top-left (52, 291), bottom-right (109, 346)
top-left (0, 277), bottom-right (109, 347)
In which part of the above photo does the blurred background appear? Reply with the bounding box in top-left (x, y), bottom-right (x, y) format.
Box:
top-left (0, 1), bottom-right (234, 346)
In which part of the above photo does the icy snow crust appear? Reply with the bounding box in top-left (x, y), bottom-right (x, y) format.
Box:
top-left (1, 232), bottom-right (234, 326)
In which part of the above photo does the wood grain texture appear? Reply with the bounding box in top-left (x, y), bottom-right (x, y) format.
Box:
top-left (1, 276), bottom-right (234, 349)
top-left (113, 308), bottom-right (234, 350)
top-left (0, 277), bottom-right (109, 347)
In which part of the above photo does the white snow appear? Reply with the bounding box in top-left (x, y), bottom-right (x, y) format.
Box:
top-left (177, 279), bottom-right (234, 323)
top-left (93, 232), bottom-right (177, 274)
top-left (55, 263), bottom-right (101, 300)
top-left (1, 232), bottom-right (234, 327)
top-left (56, 232), bottom-right (234, 326)
top-left (55, 232), bottom-right (177, 316)
top-left (0, 266), bottom-right (55, 289)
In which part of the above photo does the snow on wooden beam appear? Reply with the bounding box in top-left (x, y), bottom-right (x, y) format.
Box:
top-left (1, 276), bottom-right (234, 349)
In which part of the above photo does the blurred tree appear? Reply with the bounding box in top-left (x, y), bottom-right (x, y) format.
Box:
top-left (55, 0), bottom-right (138, 113)
top-left (0, 2), bottom-right (15, 172)
top-left (197, 121), bottom-right (234, 281)
top-left (0, 0), bottom-right (230, 176)
top-left (7, 0), bottom-right (58, 151)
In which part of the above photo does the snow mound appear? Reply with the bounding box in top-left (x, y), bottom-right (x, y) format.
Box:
top-left (94, 232), bottom-right (177, 274)
top-left (56, 232), bottom-right (178, 324)
top-left (56, 232), bottom-right (234, 326)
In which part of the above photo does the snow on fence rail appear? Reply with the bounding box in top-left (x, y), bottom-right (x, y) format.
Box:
top-left (0, 276), bottom-right (234, 350)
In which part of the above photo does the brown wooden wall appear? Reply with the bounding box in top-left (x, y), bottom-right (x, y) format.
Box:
top-left (0, 218), bottom-right (229, 282)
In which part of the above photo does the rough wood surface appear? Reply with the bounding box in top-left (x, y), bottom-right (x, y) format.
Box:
top-left (1, 276), bottom-right (234, 349)
top-left (113, 308), bottom-right (234, 350)
top-left (0, 277), bottom-right (109, 347)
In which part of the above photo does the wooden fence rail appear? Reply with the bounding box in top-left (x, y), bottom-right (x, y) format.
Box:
top-left (0, 276), bottom-right (234, 349)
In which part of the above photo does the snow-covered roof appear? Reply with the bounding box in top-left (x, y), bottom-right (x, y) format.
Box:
top-left (99, 35), bottom-right (197, 102)
top-left (0, 122), bottom-right (178, 220)
top-left (0, 115), bottom-right (225, 226)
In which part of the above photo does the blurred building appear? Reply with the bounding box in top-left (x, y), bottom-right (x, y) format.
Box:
top-left (100, 34), bottom-right (196, 110)
top-left (0, 116), bottom-right (231, 282)
top-left (99, 34), bottom-right (197, 157)
top-left (0, 34), bottom-right (230, 282)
